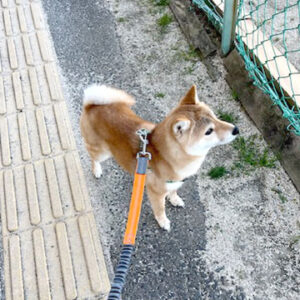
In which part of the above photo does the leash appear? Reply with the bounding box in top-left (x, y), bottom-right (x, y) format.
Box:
top-left (108, 128), bottom-right (151, 300)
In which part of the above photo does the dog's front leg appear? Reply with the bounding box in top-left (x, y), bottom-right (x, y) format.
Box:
top-left (146, 183), bottom-right (170, 231)
top-left (166, 190), bottom-right (185, 207)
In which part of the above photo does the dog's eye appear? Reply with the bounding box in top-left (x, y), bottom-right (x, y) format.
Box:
top-left (205, 128), bottom-right (213, 135)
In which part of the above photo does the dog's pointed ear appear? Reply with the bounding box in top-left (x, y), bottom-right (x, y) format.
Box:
top-left (179, 85), bottom-right (198, 105)
top-left (172, 118), bottom-right (191, 136)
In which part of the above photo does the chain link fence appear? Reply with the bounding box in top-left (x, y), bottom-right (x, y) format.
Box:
top-left (193, 0), bottom-right (300, 135)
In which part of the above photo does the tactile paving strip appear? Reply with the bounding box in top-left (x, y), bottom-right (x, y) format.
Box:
top-left (0, 0), bottom-right (110, 299)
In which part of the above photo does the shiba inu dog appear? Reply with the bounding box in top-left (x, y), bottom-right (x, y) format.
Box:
top-left (80, 85), bottom-right (239, 231)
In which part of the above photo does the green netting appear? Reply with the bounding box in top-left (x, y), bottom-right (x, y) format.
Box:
top-left (192, 0), bottom-right (224, 31)
top-left (193, 0), bottom-right (300, 135)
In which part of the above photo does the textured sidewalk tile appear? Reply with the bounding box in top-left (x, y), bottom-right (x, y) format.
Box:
top-left (17, 6), bottom-right (28, 33)
top-left (2, 0), bottom-right (8, 8)
top-left (0, 118), bottom-right (11, 167)
top-left (0, 0), bottom-right (110, 299)
top-left (12, 71), bottom-right (24, 109)
top-left (17, 112), bottom-right (31, 161)
top-left (3, 10), bottom-right (13, 36)
top-left (22, 35), bottom-right (34, 66)
top-left (7, 38), bottom-right (18, 70)
top-left (28, 67), bottom-right (42, 104)
top-left (0, 76), bottom-right (6, 114)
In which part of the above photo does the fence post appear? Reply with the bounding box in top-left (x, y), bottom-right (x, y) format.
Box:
top-left (221, 0), bottom-right (239, 56)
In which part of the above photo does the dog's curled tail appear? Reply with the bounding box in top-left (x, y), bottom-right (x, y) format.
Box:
top-left (83, 84), bottom-right (135, 108)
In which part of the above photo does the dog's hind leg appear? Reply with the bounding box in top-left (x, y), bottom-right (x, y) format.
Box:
top-left (85, 143), bottom-right (111, 178)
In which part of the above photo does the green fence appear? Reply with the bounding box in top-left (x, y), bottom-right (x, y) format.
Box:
top-left (193, 0), bottom-right (300, 135)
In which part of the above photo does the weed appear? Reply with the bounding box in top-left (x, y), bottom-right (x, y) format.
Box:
top-left (155, 92), bottom-right (165, 98)
top-left (231, 89), bottom-right (239, 101)
top-left (157, 14), bottom-right (172, 28)
top-left (151, 0), bottom-right (170, 6)
top-left (177, 46), bottom-right (202, 62)
top-left (272, 188), bottom-right (288, 203)
top-left (117, 17), bottom-right (127, 23)
top-left (217, 109), bottom-right (239, 123)
top-left (279, 194), bottom-right (287, 203)
top-left (258, 149), bottom-right (277, 167)
top-left (208, 166), bottom-right (228, 179)
top-left (232, 135), bottom-right (277, 170)
top-left (289, 235), bottom-right (300, 249)
top-left (184, 65), bottom-right (195, 75)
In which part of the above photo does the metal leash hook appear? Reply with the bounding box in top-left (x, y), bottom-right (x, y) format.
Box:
top-left (108, 128), bottom-right (151, 300)
top-left (136, 128), bottom-right (152, 160)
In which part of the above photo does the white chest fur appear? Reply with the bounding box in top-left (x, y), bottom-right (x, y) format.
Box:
top-left (165, 181), bottom-right (184, 191)
top-left (177, 156), bottom-right (206, 179)
top-left (165, 156), bottom-right (206, 192)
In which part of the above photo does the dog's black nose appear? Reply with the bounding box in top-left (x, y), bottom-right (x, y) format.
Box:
top-left (232, 126), bottom-right (239, 135)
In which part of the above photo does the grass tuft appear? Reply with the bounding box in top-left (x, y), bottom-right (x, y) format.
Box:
top-left (178, 46), bottom-right (202, 62)
top-left (157, 14), bottom-right (173, 28)
top-left (217, 110), bottom-right (239, 124)
top-left (231, 89), bottom-right (239, 101)
top-left (184, 65), bottom-right (195, 75)
top-left (272, 188), bottom-right (288, 203)
top-left (208, 166), bottom-right (228, 179)
top-left (155, 92), bottom-right (165, 98)
top-left (232, 135), bottom-right (277, 169)
top-left (289, 235), bottom-right (300, 249)
top-left (117, 17), bottom-right (127, 23)
top-left (152, 0), bottom-right (170, 6)
top-left (206, 135), bottom-right (277, 178)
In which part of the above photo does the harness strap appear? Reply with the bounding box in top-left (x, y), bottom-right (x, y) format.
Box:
top-left (166, 178), bottom-right (188, 184)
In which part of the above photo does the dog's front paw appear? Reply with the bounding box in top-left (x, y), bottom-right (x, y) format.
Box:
top-left (156, 215), bottom-right (171, 231)
top-left (168, 194), bottom-right (185, 207)
top-left (93, 162), bottom-right (102, 178)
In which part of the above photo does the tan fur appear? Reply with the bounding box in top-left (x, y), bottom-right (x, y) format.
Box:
top-left (80, 85), bottom-right (238, 231)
